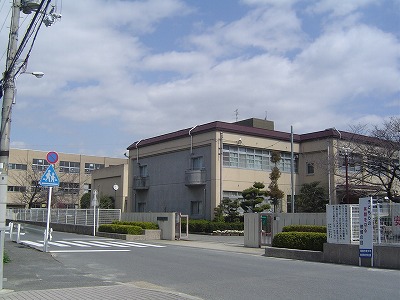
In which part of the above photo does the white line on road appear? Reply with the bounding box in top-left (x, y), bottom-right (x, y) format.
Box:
top-left (49, 249), bottom-right (131, 253)
top-left (124, 241), bottom-right (166, 248)
top-left (53, 241), bottom-right (91, 247)
top-left (48, 241), bottom-right (71, 247)
top-left (21, 240), bottom-right (43, 248)
top-left (107, 241), bottom-right (147, 248)
top-left (71, 240), bottom-right (111, 248)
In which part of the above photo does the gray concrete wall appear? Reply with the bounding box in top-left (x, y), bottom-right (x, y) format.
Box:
top-left (323, 243), bottom-right (400, 269)
top-left (133, 145), bottom-right (212, 219)
top-left (244, 213), bottom-right (260, 248)
top-left (272, 213), bottom-right (326, 234)
top-left (265, 243), bottom-right (400, 270)
top-left (122, 212), bottom-right (176, 240)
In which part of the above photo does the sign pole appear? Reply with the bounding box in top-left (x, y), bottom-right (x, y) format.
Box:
top-left (359, 197), bottom-right (373, 267)
top-left (44, 186), bottom-right (52, 252)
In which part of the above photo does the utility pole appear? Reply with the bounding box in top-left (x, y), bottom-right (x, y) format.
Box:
top-left (0, 0), bottom-right (22, 290)
top-left (0, 0), bottom-right (61, 289)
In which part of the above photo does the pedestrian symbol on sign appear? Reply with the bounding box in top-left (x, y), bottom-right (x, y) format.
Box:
top-left (39, 165), bottom-right (60, 187)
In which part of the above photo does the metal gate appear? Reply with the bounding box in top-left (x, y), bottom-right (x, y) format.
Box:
top-left (261, 213), bottom-right (273, 245)
top-left (175, 213), bottom-right (189, 240)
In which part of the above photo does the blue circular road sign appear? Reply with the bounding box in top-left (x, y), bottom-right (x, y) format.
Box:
top-left (46, 151), bottom-right (59, 164)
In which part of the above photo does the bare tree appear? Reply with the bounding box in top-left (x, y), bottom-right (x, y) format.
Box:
top-left (9, 159), bottom-right (89, 208)
top-left (344, 117), bottom-right (400, 203)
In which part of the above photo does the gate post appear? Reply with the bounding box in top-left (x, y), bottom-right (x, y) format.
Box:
top-left (244, 213), bottom-right (261, 248)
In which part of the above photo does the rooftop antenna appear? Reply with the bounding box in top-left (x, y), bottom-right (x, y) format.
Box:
top-left (235, 109), bottom-right (239, 122)
top-left (265, 111), bottom-right (268, 120)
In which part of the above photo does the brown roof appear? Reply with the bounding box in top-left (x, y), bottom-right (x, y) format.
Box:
top-left (127, 121), bottom-right (379, 150)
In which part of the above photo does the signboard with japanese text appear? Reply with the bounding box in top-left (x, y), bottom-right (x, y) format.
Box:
top-left (359, 197), bottom-right (373, 258)
top-left (326, 205), bottom-right (351, 244)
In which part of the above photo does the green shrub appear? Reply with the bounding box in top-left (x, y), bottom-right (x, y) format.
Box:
top-left (3, 251), bottom-right (10, 263)
top-left (272, 232), bottom-right (327, 251)
top-left (282, 225), bottom-right (326, 233)
top-left (112, 221), bottom-right (159, 230)
top-left (98, 224), bottom-right (143, 235)
top-left (183, 220), bottom-right (244, 233)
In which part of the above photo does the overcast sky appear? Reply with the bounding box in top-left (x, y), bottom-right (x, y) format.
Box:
top-left (0, 0), bottom-right (399, 158)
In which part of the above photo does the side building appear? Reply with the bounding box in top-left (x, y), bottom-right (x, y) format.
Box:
top-left (125, 118), bottom-right (395, 220)
top-left (7, 149), bottom-right (127, 208)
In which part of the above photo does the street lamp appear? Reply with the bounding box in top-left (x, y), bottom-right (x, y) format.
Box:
top-left (113, 184), bottom-right (119, 206)
top-left (26, 71), bottom-right (44, 78)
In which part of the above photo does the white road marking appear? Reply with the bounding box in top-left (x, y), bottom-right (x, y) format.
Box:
top-left (54, 241), bottom-right (91, 247)
top-left (49, 249), bottom-right (131, 253)
top-left (124, 241), bottom-right (166, 248)
top-left (48, 241), bottom-right (71, 247)
top-left (71, 240), bottom-right (111, 248)
top-left (107, 241), bottom-right (146, 248)
top-left (21, 240), bottom-right (43, 248)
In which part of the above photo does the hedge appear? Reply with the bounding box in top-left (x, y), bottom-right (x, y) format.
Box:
top-left (98, 224), bottom-right (143, 235)
top-left (282, 225), bottom-right (326, 233)
top-left (272, 232), bottom-right (327, 251)
top-left (182, 220), bottom-right (244, 233)
top-left (112, 221), bottom-right (159, 230)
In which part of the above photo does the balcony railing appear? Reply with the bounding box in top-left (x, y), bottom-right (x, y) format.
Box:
top-left (185, 169), bottom-right (206, 186)
top-left (133, 176), bottom-right (149, 190)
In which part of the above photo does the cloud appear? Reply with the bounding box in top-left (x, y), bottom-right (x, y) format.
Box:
top-left (308, 0), bottom-right (382, 17)
top-left (187, 5), bottom-right (306, 56)
top-left (1, 0), bottom-right (399, 157)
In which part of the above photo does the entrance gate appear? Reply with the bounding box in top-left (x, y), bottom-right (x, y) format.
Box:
top-left (244, 213), bottom-right (274, 247)
top-left (261, 213), bottom-right (273, 245)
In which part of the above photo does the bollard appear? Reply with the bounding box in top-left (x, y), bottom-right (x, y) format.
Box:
top-left (9, 222), bottom-right (13, 240)
top-left (16, 224), bottom-right (21, 244)
top-left (43, 229), bottom-right (48, 252)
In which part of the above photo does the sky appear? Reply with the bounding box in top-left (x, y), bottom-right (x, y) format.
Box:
top-left (0, 0), bottom-right (399, 158)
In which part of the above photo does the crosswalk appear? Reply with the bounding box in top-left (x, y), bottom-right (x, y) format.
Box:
top-left (20, 239), bottom-right (166, 253)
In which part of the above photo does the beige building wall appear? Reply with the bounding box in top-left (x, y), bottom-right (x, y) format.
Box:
top-left (7, 149), bottom-right (127, 208)
top-left (91, 164), bottom-right (129, 212)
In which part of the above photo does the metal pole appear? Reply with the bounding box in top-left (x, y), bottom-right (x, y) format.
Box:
top-left (327, 141), bottom-right (331, 205)
top-left (290, 125), bottom-right (294, 213)
top-left (44, 186), bottom-right (52, 252)
top-left (0, 0), bottom-right (21, 288)
top-left (345, 152), bottom-right (349, 204)
top-left (219, 132), bottom-right (223, 205)
top-left (93, 206), bottom-right (96, 236)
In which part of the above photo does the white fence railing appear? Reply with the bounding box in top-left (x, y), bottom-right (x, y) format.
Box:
top-left (7, 208), bottom-right (121, 226)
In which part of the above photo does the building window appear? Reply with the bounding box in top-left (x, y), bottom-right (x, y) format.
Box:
top-left (32, 159), bottom-right (49, 171)
top-left (339, 153), bottom-right (362, 172)
top-left (139, 165), bottom-right (148, 177)
top-left (31, 181), bottom-right (45, 192)
top-left (223, 144), bottom-right (298, 173)
top-left (84, 163), bottom-right (104, 174)
top-left (191, 201), bottom-right (202, 215)
top-left (60, 161), bottom-right (80, 173)
top-left (306, 162), bottom-right (315, 175)
top-left (59, 182), bottom-right (80, 194)
top-left (138, 202), bottom-right (146, 212)
top-left (8, 186), bottom-right (26, 192)
top-left (191, 156), bottom-right (204, 170)
top-left (83, 183), bottom-right (91, 193)
top-left (9, 163), bottom-right (27, 171)
top-left (223, 191), bottom-right (243, 200)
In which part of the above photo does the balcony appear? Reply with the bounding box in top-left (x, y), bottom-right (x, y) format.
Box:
top-left (185, 169), bottom-right (206, 186)
top-left (133, 176), bottom-right (149, 190)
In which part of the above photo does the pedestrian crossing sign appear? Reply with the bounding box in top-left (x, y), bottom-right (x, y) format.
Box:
top-left (39, 165), bottom-right (60, 187)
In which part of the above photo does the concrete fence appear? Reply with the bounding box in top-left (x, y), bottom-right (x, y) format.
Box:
top-left (121, 212), bottom-right (178, 240)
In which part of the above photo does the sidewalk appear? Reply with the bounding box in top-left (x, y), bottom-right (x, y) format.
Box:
top-left (1, 234), bottom-right (263, 299)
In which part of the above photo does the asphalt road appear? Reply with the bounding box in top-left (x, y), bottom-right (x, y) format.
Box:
top-left (4, 224), bottom-right (400, 300)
